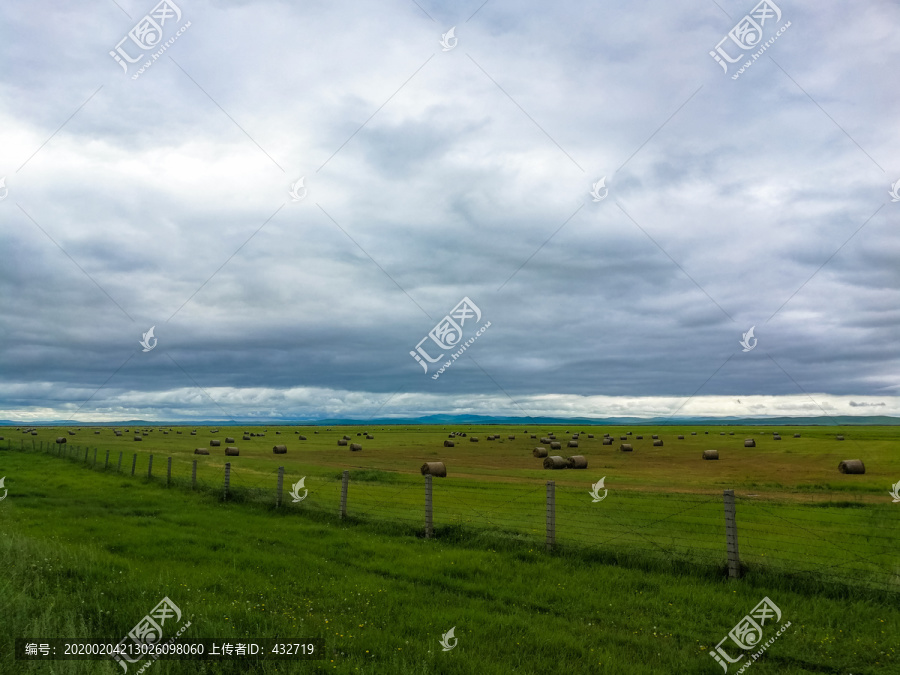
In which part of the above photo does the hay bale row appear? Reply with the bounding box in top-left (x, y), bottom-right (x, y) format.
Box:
top-left (421, 462), bottom-right (446, 477)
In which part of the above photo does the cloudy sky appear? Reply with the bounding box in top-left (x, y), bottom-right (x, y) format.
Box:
top-left (1, 0), bottom-right (898, 422)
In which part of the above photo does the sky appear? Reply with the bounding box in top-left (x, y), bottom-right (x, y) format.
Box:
top-left (1, 0), bottom-right (898, 422)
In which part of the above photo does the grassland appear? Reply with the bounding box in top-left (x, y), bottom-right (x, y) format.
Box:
top-left (1, 424), bottom-right (899, 673)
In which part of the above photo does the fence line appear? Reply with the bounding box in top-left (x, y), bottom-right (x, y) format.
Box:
top-left (2, 438), bottom-right (898, 593)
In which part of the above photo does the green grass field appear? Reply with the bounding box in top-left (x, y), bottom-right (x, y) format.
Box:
top-left (1, 424), bottom-right (899, 673)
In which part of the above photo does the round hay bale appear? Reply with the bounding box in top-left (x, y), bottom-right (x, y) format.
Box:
top-left (299, 435), bottom-right (307, 440)
top-left (421, 461), bottom-right (447, 477)
top-left (56, 437), bottom-right (66, 444)
top-left (357, 432), bottom-right (362, 436)
top-left (744, 439), bottom-right (756, 447)
top-left (543, 456), bottom-right (568, 470)
top-left (677, 435), bottom-right (684, 440)
top-left (602, 438), bottom-right (613, 445)
top-left (550, 441), bottom-right (562, 450)
top-left (793, 433), bottom-right (801, 438)
top-left (271, 445), bottom-right (287, 453)
top-left (691, 432), bottom-right (697, 435)
top-left (635, 435), bottom-right (643, 440)
top-left (470, 437), bottom-right (479, 442)
top-left (533, 446), bottom-right (548, 458)
top-left (31, 430), bottom-right (38, 435)
top-left (276, 431), bottom-right (281, 435)
top-left (210, 439), bottom-right (221, 447)
top-left (194, 448), bottom-right (209, 455)
top-left (444, 440), bottom-right (455, 447)
top-left (588, 434), bottom-right (594, 438)
top-left (94, 430), bottom-right (100, 434)
top-left (720, 432), bottom-right (726, 435)
top-left (530, 435), bottom-right (537, 439)
top-left (567, 455), bottom-right (588, 469)
top-left (242, 435), bottom-right (251, 440)
top-left (350, 443), bottom-right (362, 451)
top-left (343, 435), bottom-right (351, 440)
top-left (225, 437), bottom-right (235, 443)
top-left (838, 459), bottom-right (864, 474)
top-left (134, 436), bottom-right (142, 441)
top-left (567, 440), bottom-right (578, 448)
top-left (773, 435), bottom-right (781, 440)
top-left (626, 431), bottom-right (632, 436)
top-left (620, 443), bottom-right (633, 452)
top-left (540, 437), bottom-right (551, 444)
top-left (836, 435), bottom-right (845, 441)
top-left (702, 449), bottom-right (719, 460)
top-left (337, 439), bottom-right (348, 446)
top-left (225, 447), bottom-right (239, 456)
top-left (366, 434), bottom-right (374, 439)
top-left (211, 429), bottom-right (218, 433)
top-left (459, 432), bottom-right (466, 437)
top-left (190, 431), bottom-right (196, 435)
top-left (652, 439), bottom-right (663, 447)
top-left (651, 434), bottom-right (659, 440)
top-left (508, 435), bottom-right (515, 440)
top-left (619, 436), bottom-right (627, 441)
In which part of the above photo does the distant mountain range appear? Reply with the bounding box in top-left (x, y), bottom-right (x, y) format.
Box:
top-left (2, 414), bottom-right (898, 426)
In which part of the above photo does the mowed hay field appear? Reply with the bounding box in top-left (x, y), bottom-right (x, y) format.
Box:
top-left (9, 424), bottom-right (899, 494)
top-left (2, 425), bottom-right (899, 673)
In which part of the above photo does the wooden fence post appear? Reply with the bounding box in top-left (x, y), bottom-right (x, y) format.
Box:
top-left (191, 460), bottom-right (197, 489)
top-left (340, 470), bottom-right (349, 519)
top-left (425, 474), bottom-right (433, 539)
top-left (131, 453), bottom-right (137, 476)
top-left (105, 449), bottom-right (110, 469)
top-left (276, 466), bottom-right (284, 507)
top-left (546, 481), bottom-right (556, 551)
top-left (167, 457), bottom-right (172, 487)
top-left (148, 454), bottom-right (153, 479)
top-left (223, 462), bottom-right (231, 500)
top-left (84, 447), bottom-right (89, 462)
top-left (723, 489), bottom-right (741, 579)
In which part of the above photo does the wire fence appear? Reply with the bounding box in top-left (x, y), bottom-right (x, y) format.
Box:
top-left (4, 437), bottom-right (899, 594)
